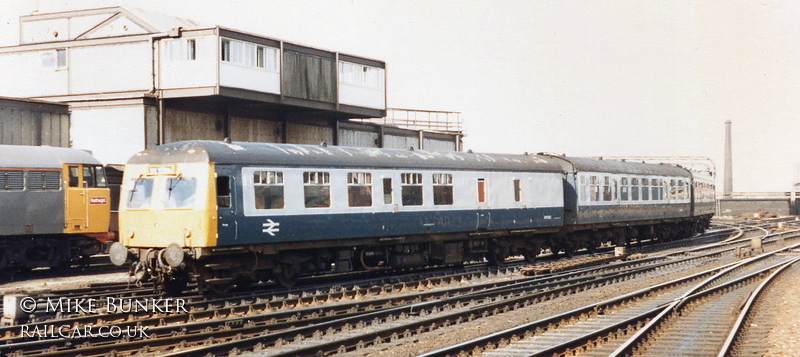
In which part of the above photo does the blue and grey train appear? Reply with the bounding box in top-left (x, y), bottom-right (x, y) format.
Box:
top-left (109, 140), bottom-right (714, 293)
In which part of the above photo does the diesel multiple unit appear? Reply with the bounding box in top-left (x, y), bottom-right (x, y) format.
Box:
top-left (0, 145), bottom-right (112, 272)
top-left (110, 141), bottom-right (715, 293)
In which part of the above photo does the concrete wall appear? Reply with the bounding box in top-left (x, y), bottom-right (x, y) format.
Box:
top-left (717, 198), bottom-right (792, 217)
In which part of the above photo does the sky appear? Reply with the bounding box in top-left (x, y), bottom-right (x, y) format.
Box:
top-left (2, 0), bottom-right (799, 192)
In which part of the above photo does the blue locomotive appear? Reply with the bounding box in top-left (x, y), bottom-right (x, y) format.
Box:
top-left (109, 141), bottom-right (714, 293)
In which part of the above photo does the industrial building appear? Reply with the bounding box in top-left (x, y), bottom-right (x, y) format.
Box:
top-left (0, 7), bottom-right (461, 165)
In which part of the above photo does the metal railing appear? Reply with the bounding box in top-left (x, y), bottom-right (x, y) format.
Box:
top-left (352, 108), bottom-right (463, 133)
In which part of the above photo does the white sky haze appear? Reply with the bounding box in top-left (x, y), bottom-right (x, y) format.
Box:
top-left (2, 0), bottom-right (799, 192)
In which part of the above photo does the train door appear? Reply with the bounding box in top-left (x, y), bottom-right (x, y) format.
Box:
top-left (64, 164), bottom-right (110, 233)
top-left (476, 178), bottom-right (491, 230)
top-left (216, 175), bottom-right (238, 241)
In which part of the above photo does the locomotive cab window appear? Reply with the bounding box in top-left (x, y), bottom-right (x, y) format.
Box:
top-left (348, 172), bottom-right (372, 207)
top-left (401, 173), bottom-right (423, 206)
top-left (433, 173), bottom-right (453, 206)
top-left (254, 171), bottom-right (284, 209)
top-left (68, 165), bottom-right (80, 187)
top-left (82, 165), bottom-right (107, 188)
top-left (128, 177), bottom-right (154, 209)
top-left (304, 172), bottom-right (330, 208)
top-left (164, 176), bottom-right (197, 209)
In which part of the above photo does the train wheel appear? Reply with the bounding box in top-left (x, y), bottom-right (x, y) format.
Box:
top-left (487, 243), bottom-right (508, 266)
top-left (274, 264), bottom-right (299, 288)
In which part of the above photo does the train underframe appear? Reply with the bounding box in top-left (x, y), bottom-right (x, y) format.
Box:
top-left (125, 215), bottom-right (712, 294)
top-left (0, 234), bottom-right (107, 277)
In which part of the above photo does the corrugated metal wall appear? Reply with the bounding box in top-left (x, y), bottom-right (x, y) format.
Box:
top-left (282, 51), bottom-right (336, 103)
top-left (288, 122), bottom-right (334, 145)
top-left (0, 105), bottom-right (69, 147)
top-left (383, 133), bottom-right (420, 150)
top-left (164, 108), bottom-right (225, 143)
top-left (423, 137), bottom-right (456, 152)
top-left (338, 127), bottom-right (379, 148)
top-left (230, 116), bottom-right (281, 143)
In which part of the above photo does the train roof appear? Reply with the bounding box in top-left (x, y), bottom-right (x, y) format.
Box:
top-left (547, 155), bottom-right (692, 177)
top-left (127, 141), bottom-right (565, 173)
top-left (0, 145), bottom-right (102, 169)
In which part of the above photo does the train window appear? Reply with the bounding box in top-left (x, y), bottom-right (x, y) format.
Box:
top-left (477, 178), bottom-right (487, 203)
top-left (383, 178), bottom-right (393, 204)
top-left (589, 176), bottom-right (600, 202)
top-left (94, 166), bottom-right (107, 187)
top-left (348, 172), bottom-right (372, 207)
top-left (304, 172), bottom-right (330, 208)
top-left (401, 173), bottom-right (423, 206)
top-left (127, 177), bottom-right (154, 209)
top-left (620, 178), bottom-right (629, 201)
top-left (579, 176), bottom-right (587, 203)
top-left (164, 177), bottom-right (197, 209)
top-left (641, 179), bottom-right (649, 200)
top-left (433, 173), bottom-right (453, 206)
top-left (82, 166), bottom-right (96, 187)
top-left (677, 180), bottom-right (685, 200)
top-left (217, 176), bottom-right (231, 208)
top-left (669, 179), bottom-right (676, 198)
top-left (651, 179), bottom-right (660, 201)
top-left (254, 171), bottom-right (284, 209)
top-left (631, 178), bottom-right (639, 201)
top-left (0, 171), bottom-right (24, 191)
top-left (68, 165), bottom-right (80, 187)
top-left (513, 179), bottom-right (521, 202)
top-left (602, 176), bottom-right (612, 201)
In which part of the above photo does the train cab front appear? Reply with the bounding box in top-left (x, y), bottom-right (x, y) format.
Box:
top-left (110, 160), bottom-right (217, 293)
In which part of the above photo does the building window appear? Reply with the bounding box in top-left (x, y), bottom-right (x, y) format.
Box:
top-left (401, 173), bottom-right (423, 206)
top-left (304, 171), bottom-right (330, 208)
top-left (41, 49), bottom-right (67, 69)
top-left (166, 39), bottom-right (195, 61)
top-left (347, 172), bottom-right (372, 207)
top-left (56, 48), bottom-right (67, 68)
top-left (221, 37), bottom-right (279, 71)
top-left (432, 173), bottom-right (453, 206)
top-left (254, 171), bottom-right (284, 209)
top-left (339, 61), bottom-right (382, 89)
top-left (187, 39), bottom-right (196, 60)
top-left (221, 39), bottom-right (231, 62)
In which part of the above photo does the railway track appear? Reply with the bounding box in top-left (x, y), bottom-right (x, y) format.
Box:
top-left (418, 228), bottom-right (800, 357)
top-left (0, 219), bottom-right (790, 356)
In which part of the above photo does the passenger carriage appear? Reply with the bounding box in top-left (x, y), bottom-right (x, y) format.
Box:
top-left (112, 141), bottom-right (566, 292)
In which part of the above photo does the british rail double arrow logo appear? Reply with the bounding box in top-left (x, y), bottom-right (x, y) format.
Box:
top-left (262, 219), bottom-right (280, 236)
